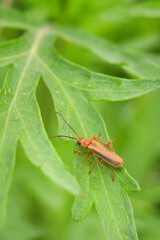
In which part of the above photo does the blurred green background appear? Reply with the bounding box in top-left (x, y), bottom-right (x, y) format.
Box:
top-left (0, 0), bottom-right (160, 239)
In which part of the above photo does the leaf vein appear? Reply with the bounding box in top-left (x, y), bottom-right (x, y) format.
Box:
top-left (0, 52), bottom-right (28, 62)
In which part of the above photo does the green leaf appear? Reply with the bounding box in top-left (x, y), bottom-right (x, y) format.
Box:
top-left (0, 28), bottom-right (80, 226)
top-left (0, 7), bottom-right (33, 30)
top-left (99, 1), bottom-right (160, 22)
top-left (0, 7), bottom-right (160, 240)
top-left (52, 25), bottom-right (160, 78)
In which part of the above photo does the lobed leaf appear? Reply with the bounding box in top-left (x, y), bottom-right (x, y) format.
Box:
top-left (0, 29), bottom-right (80, 226)
top-left (0, 7), bottom-right (160, 240)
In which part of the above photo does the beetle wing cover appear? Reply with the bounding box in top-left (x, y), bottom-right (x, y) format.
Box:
top-left (88, 140), bottom-right (123, 167)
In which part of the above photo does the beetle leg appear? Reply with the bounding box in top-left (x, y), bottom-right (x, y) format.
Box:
top-left (91, 132), bottom-right (101, 141)
top-left (74, 147), bottom-right (85, 153)
top-left (105, 138), bottom-right (116, 152)
top-left (85, 152), bottom-right (93, 174)
top-left (91, 136), bottom-right (95, 141)
top-left (97, 158), bottom-right (114, 181)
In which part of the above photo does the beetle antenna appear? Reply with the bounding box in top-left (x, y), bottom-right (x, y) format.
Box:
top-left (56, 112), bottom-right (80, 139)
top-left (50, 135), bottom-right (77, 140)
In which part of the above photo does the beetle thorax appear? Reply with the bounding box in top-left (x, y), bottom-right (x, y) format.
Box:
top-left (78, 138), bottom-right (91, 147)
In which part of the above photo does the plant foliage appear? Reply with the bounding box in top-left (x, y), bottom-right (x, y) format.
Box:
top-left (0, 6), bottom-right (160, 240)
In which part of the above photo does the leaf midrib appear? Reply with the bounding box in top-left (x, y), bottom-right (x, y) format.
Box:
top-left (97, 164), bottom-right (123, 240)
top-left (0, 26), bottom-right (49, 150)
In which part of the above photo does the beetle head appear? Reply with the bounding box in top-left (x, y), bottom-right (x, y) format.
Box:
top-left (77, 138), bottom-right (90, 147)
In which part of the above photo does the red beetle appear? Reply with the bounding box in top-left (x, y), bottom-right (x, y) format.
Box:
top-left (52, 112), bottom-right (124, 181)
